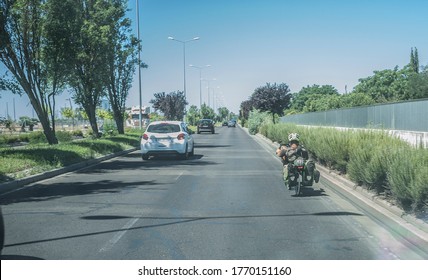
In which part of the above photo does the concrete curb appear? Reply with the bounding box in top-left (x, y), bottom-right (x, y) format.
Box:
top-left (0, 148), bottom-right (137, 194)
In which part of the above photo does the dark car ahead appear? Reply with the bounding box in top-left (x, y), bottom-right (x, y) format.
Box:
top-left (197, 119), bottom-right (215, 134)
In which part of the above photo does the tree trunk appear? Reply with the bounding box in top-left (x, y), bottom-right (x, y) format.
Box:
top-left (26, 87), bottom-right (58, 145)
top-left (115, 113), bottom-right (125, 134)
top-left (87, 106), bottom-right (99, 137)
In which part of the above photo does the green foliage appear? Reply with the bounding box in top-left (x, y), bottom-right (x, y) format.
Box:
top-left (353, 66), bottom-right (413, 103)
top-left (71, 130), bottom-right (84, 137)
top-left (186, 105), bottom-right (200, 126)
top-left (0, 132), bottom-right (140, 182)
top-left (249, 82), bottom-right (291, 123)
top-left (101, 121), bottom-right (118, 136)
top-left (303, 127), bottom-right (351, 172)
top-left (410, 47), bottom-right (420, 73)
top-left (1, 0), bottom-right (58, 144)
top-left (347, 131), bottom-right (404, 193)
top-left (340, 92), bottom-right (376, 108)
top-left (28, 131), bottom-right (48, 144)
top-left (407, 66), bottom-right (428, 99)
top-left (200, 103), bottom-right (215, 120)
top-left (97, 108), bottom-right (113, 120)
top-left (247, 109), bottom-right (272, 135)
top-left (259, 123), bottom-right (428, 213)
top-left (56, 131), bottom-right (74, 142)
top-left (303, 94), bottom-right (342, 112)
top-left (150, 91), bottom-right (188, 120)
top-left (387, 148), bottom-right (428, 212)
top-left (217, 107), bottom-right (230, 121)
top-left (239, 99), bottom-right (253, 122)
top-left (290, 84), bottom-right (339, 112)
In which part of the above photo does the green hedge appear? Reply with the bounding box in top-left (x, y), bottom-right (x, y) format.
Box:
top-left (259, 123), bottom-right (428, 213)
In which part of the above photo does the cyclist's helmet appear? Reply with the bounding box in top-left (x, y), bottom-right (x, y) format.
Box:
top-left (288, 133), bottom-right (300, 143)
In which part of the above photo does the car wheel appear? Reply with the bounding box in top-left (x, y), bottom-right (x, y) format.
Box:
top-left (180, 145), bottom-right (190, 160)
top-left (142, 154), bottom-right (149, 160)
top-left (0, 207), bottom-right (4, 254)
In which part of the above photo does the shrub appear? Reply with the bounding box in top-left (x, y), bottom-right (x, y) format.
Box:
top-left (71, 130), bottom-right (84, 137)
top-left (28, 131), bottom-right (48, 144)
top-left (56, 131), bottom-right (73, 143)
top-left (387, 148), bottom-right (428, 212)
top-left (247, 109), bottom-right (272, 135)
top-left (101, 122), bottom-right (118, 136)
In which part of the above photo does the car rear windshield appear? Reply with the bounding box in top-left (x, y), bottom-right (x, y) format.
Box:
top-left (147, 123), bottom-right (181, 133)
top-left (199, 120), bottom-right (212, 125)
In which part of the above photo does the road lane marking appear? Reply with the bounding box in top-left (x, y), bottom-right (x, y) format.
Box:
top-left (174, 171), bottom-right (184, 181)
top-left (98, 218), bottom-right (139, 253)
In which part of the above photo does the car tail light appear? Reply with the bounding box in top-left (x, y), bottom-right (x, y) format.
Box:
top-left (177, 133), bottom-right (185, 140)
top-left (142, 133), bottom-right (149, 140)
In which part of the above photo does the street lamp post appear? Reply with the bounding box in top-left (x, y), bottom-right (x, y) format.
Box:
top-left (136, 0), bottom-right (143, 130)
top-left (202, 78), bottom-right (216, 107)
top-left (168, 36), bottom-right (199, 102)
top-left (189, 64), bottom-right (211, 108)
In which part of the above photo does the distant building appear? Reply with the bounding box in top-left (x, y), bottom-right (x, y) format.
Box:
top-left (126, 106), bottom-right (150, 128)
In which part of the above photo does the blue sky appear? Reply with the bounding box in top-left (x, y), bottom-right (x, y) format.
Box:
top-left (1, 0), bottom-right (428, 118)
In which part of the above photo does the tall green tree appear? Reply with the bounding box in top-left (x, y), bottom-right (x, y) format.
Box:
top-left (239, 99), bottom-right (253, 123)
top-left (408, 65), bottom-right (428, 99)
top-left (186, 105), bottom-right (200, 126)
top-left (150, 91), bottom-right (188, 121)
top-left (67, 0), bottom-right (117, 137)
top-left (0, 0), bottom-right (61, 144)
top-left (200, 103), bottom-right (215, 120)
top-left (105, 0), bottom-right (144, 134)
top-left (290, 84), bottom-right (339, 112)
top-left (410, 47), bottom-right (419, 73)
top-left (353, 66), bottom-right (412, 102)
top-left (217, 107), bottom-right (230, 121)
top-left (250, 82), bottom-right (291, 123)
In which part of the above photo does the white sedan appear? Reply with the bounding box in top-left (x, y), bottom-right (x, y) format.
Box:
top-left (141, 121), bottom-right (194, 160)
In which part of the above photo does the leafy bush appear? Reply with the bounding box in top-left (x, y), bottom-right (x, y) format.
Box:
top-left (56, 131), bottom-right (73, 143)
top-left (28, 131), bottom-right (48, 144)
top-left (101, 122), bottom-right (118, 136)
top-left (247, 109), bottom-right (272, 135)
top-left (387, 148), bottom-right (428, 212)
top-left (71, 130), bottom-right (84, 137)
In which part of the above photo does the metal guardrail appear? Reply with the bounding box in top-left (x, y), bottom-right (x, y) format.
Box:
top-left (280, 99), bottom-right (428, 132)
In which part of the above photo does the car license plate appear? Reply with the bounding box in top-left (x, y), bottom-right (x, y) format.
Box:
top-left (158, 139), bottom-right (170, 147)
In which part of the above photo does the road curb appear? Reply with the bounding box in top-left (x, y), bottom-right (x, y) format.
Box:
top-left (0, 148), bottom-right (137, 195)
top-left (248, 130), bottom-right (428, 242)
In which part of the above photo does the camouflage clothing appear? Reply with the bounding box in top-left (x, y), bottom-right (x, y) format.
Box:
top-left (277, 145), bottom-right (319, 189)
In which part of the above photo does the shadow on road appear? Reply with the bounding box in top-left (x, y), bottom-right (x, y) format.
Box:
top-left (2, 211), bottom-right (363, 251)
top-left (194, 144), bottom-right (231, 148)
top-left (0, 179), bottom-right (161, 206)
top-left (1, 254), bottom-right (44, 260)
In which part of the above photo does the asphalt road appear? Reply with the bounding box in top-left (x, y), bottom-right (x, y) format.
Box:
top-left (0, 126), bottom-right (426, 260)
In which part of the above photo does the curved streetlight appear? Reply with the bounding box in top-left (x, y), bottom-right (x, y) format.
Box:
top-left (189, 64), bottom-right (211, 108)
top-left (168, 36), bottom-right (200, 102)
